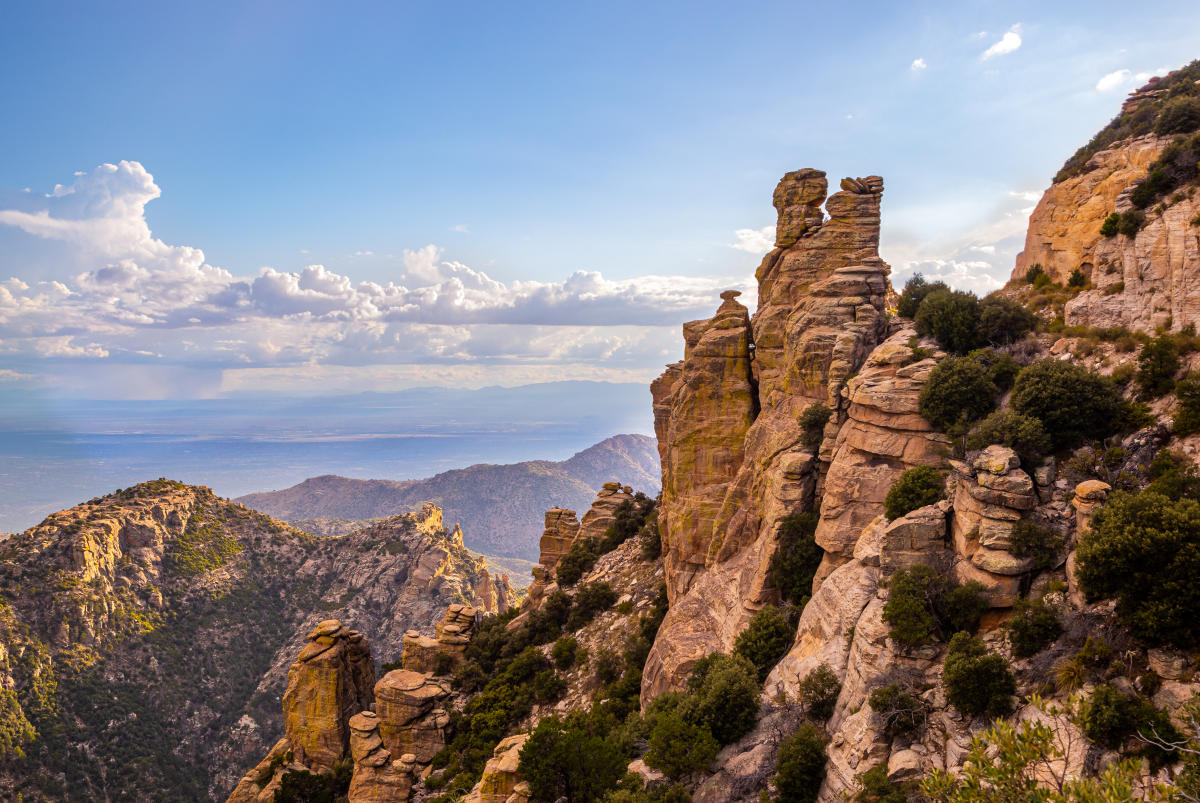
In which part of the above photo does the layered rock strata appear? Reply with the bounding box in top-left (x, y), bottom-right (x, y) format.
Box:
top-left (401, 603), bottom-right (478, 674)
top-left (464, 733), bottom-right (532, 803)
top-left (645, 169), bottom-right (892, 699)
top-left (348, 711), bottom-right (417, 802)
top-left (374, 669), bottom-right (453, 764)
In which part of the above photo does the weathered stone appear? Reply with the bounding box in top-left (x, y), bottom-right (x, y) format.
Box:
top-left (347, 710), bottom-right (416, 802)
top-left (282, 619), bottom-right (376, 771)
top-left (464, 733), bottom-right (531, 803)
top-left (374, 669), bottom-right (452, 764)
top-left (973, 446), bottom-right (1020, 475)
top-left (879, 505), bottom-right (949, 576)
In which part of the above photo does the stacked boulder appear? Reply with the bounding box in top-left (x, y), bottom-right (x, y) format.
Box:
top-left (347, 711), bottom-right (417, 801)
top-left (374, 669), bottom-right (453, 764)
top-left (464, 733), bottom-right (532, 803)
top-left (948, 445), bottom-right (1039, 606)
top-left (400, 603), bottom-right (478, 674)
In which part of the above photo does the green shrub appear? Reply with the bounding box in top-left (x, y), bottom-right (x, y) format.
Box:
top-left (800, 403), bottom-right (832, 447)
top-left (915, 289), bottom-right (983, 355)
top-left (798, 663), bottom-right (841, 722)
top-left (275, 759), bottom-right (353, 803)
top-left (965, 410), bottom-right (1051, 470)
top-left (855, 763), bottom-right (913, 803)
top-left (685, 653), bottom-right (761, 745)
top-left (769, 512), bottom-right (824, 606)
top-left (1067, 268), bottom-right (1087, 288)
top-left (978, 297), bottom-right (1037, 345)
top-left (1156, 96), bottom-right (1200, 135)
top-left (882, 565), bottom-right (985, 647)
top-left (734, 605), bottom-right (795, 682)
top-left (1081, 684), bottom-right (1138, 749)
top-left (594, 649), bottom-right (624, 685)
top-left (433, 651), bottom-right (456, 676)
top-left (1147, 450), bottom-right (1200, 501)
top-left (966, 348), bottom-right (1021, 391)
top-left (640, 517), bottom-right (663, 561)
top-left (1137, 336), bottom-right (1181, 398)
top-left (556, 539), bottom-right (600, 586)
top-left (1175, 374), bottom-right (1200, 436)
top-left (568, 581), bottom-right (617, 630)
top-left (773, 723), bottom-right (828, 803)
top-left (1076, 490), bottom-right (1200, 647)
top-left (1033, 271), bottom-right (1053, 289)
top-left (1100, 212), bottom-right (1120, 237)
top-left (1023, 264), bottom-right (1045, 284)
top-left (918, 356), bottom-right (997, 432)
top-left (1117, 209), bottom-right (1145, 236)
top-left (868, 682), bottom-right (927, 737)
top-left (942, 632), bottom-right (1015, 718)
top-left (1010, 359), bottom-right (1123, 448)
top-left (1007, 520), bottom-right (1064, 571)
top-left (518, 716), bottom-right (627, 802)
top-left (534, 669), bottom-right (567, 702)
top-left (644, 709), bottom-right (718, 780)
top-left (896, 273), bottom-right (949, 319)
top-left (551, 636), bottom-right (578, 669)
top-left (1006, 598), bottom-right (1062, 658)
top-left (884, 467), bottom-right (945, 520)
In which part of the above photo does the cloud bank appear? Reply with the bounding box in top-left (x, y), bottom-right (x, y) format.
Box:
top-left (0, 162), bottom-right (751, 397)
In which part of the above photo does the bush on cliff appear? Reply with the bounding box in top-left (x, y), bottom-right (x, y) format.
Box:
top-left (941, 632), bottom-right (1015, 719)
top-left (772, 723), bottom-right (828, 803)
top-left (556, 538), bottom-right (600, 586)
top-left (917, 356), bottom-right (997, 433)
top-left (1075, 490), bottom-right (1200, 647)
top-left (1174, 375), bottom-right (1200, 437)
top-left (1156, 96), bottom-right (1200, 135)
top-left (769, 511), bottom-right (824, 606)
top-left (684, 652), bottom-right (761, 745)
top-left (896, 273), bottom-right (949, 319)
top-left (965, 410), bottom-right (1051, 470)
top-left (1100, 212), bottom-right (1121, 237)
top-left (800, 402), bottom-right (832, 447)
top-left (519, 716), bottom-right (627, 803)
top-left (1137, 335), bottom-right (1181, 398)
top-left (798, 663), bottom-right (841, 722)
top-left (915, 289), bottom-right (983, 355)
top-left (644, 709), bottom-right (719, 780)
top-left (883, 565), bottom-right (987, 646)
top-left (1010, 359), bottom-right (1123, 448)
top-left (734, 605), bottom-right (796, 682)
top-left (884, 466), bottom-right (945, 520)
top-left (978, 296), bottom-right (1036, 345)
top-left (1006, 597), bottom-right (1062, 658)
top-left (868, 682), bottom-right (928, 737)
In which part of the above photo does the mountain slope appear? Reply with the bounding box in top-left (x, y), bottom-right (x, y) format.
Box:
top-left (0, 481), bottom-right (513, 801)
top-left (236, 434), bottom-right (660, 559)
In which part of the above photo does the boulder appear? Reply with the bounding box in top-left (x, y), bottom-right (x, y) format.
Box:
top-left (374, 669), bottom-right (452, 764)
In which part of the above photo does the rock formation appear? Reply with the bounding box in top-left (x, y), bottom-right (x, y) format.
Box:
top-left (283, 619), bottom-right (377, 770)
top-left (348, 712), bottom-right (417, 802)
top-left (464, 733), bottom-right (532, 803)
top-left (374, 669), bottom-right (453, 764)
top-left (401, 603), bottom-right (478, 673)
top-left (645, 169), bottom-right (892, 699)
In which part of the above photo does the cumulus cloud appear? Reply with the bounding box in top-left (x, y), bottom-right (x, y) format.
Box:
top-left (0, 162), bottom-right (752, 395)
top-left (1095, 69), bottom-right (1131, 92)
top-left (730, 225), bottom-right (775, 254)
top-left (981, 25), bottom-right (1021, 60)
top-left (910, 58), bottom-right (927, 71)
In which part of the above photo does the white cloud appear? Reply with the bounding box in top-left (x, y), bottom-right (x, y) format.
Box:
top-left (0, 368), bottom-right (31, 381)
top-left (1095, 69), bottom-right (1131, 92)
top-left (1134, 66), bottom-right (1171, 82)
top-left (981, 25), bottom-right (1021, 60)
top-left (0, 162), bottom-right (756, 395)
top-left (910, 58), bottom-right (927, 72)
top-left (451, 223), bottom-right (470, 233)
top-left (730, 225), bottom-right (775, 254)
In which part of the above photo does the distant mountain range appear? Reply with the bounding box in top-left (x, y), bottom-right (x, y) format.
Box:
top-left (236, 434), bottom-right (661, 559)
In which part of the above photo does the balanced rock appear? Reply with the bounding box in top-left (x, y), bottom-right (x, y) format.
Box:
top-left (347, 711), bottom-right (417, 802)
top-left (464, 733), bottom-right (532, 802)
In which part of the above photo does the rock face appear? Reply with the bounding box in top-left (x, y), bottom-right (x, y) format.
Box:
top-left (401, 603), bottom-right (479, 674)
top-left (347, 712), bottom-right (417, 802)
top-left (645, 169), bottom-right (892, 700)
top-left (464, 733), bottom-right (532, 803)
top-left (374, 669), bottom-right (453, 764)
top-left (283, 619), bottom-right (377, 770)
top-left (1013, 128), bottom-right (1200, 333)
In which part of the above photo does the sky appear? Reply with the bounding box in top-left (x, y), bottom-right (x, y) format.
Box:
top-left (2, 0), bottom-right (1199, 401)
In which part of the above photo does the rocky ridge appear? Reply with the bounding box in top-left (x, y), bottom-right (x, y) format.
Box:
top-left (0, 482), bottom-right (514, 801)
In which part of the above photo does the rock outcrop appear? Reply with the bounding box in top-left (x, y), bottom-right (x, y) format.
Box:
top-left (401, 603), bottom-right (478, 674)
top-left (645, 169), bottom-right (892, 700)
top-left (374, 669), bottom-right (453, 764)
top-left (464, 733), bottom-right (532, 803)
top-left (348, 712), bottom-right (417, 802)
top-left (283, 619), bottom-right (377, 770)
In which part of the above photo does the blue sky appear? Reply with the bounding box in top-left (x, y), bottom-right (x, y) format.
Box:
top-left (1, 0), bottom-right (1199, 399)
